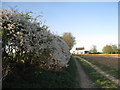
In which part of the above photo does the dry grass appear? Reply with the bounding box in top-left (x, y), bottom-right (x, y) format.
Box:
top-left (80, 54), bottom-right (119, 70)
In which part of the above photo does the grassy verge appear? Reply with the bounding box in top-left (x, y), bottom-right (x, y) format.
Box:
top-left (79, 55), bottom-right (120, 79)
top-left (74, 56), bottom-right (118, 88)
top-left (3, 56), bottom-right (77, 88)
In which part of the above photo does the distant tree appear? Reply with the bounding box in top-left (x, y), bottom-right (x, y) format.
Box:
top-left (102, 45), bottom-right (113, 54)
top-left (61, 32), bottom-right (75, 50)
top-left (118, 49), bottom-right (120, 54)
top-left (111, 45), bottom-right (118, 54)
top-left (102, 44), bottom-right (118, 54)
top-left (90, 45), bottom-right (97, 53)
top-left (118, 44), bottom-right (120, 54)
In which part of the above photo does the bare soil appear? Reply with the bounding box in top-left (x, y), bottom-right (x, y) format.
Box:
top-left (80, 54), bottom-right (119, 70)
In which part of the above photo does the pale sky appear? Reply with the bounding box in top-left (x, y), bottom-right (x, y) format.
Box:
top-left (2, 2), bottom-right (118, 52)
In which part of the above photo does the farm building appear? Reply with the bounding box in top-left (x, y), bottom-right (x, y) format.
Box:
top-left (76, 47), bottom-right (85, 54)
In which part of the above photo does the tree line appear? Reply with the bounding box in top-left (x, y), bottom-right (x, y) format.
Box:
top-left (90, 44), bottom-right (119, 54)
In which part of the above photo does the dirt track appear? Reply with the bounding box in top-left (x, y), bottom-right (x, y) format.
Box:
top-left (74, 58), bottom-right (96, 88)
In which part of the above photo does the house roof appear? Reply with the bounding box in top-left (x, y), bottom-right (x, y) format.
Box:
top-left (76, 47), bottom-right (84, 50)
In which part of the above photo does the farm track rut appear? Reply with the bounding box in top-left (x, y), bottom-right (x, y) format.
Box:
top-left (74, 58), bottom-right (96, 88)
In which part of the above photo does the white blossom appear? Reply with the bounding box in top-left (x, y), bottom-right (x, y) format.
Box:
top-left (1, 9), bottom-right (70, 70)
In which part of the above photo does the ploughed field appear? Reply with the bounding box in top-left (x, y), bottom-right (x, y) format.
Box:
top-left (80, 54), bottom-right (119, 70)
